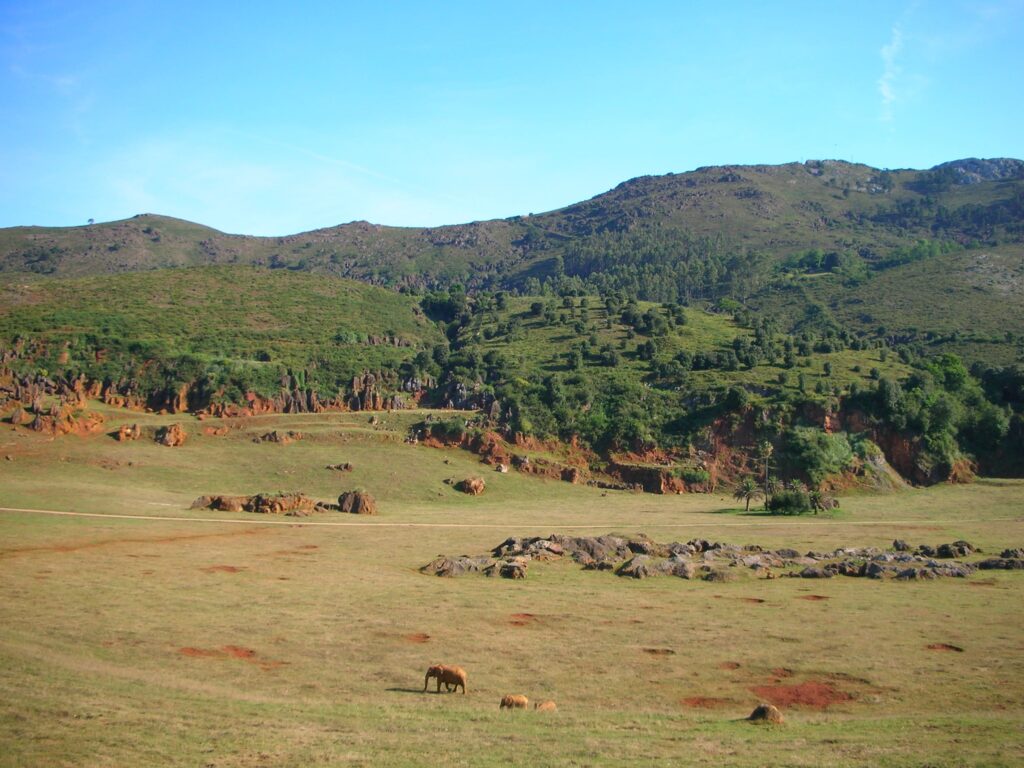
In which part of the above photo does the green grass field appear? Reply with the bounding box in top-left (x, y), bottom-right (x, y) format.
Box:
top-left (1, 406), bottom-right (1022, 767)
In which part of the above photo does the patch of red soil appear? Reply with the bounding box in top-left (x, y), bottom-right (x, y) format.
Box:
top-left (771, 668), bottom-right (794, 678)
top-left (200, 565), bottom-right (244, 573)
top-left (509, 613), bottom-right (537, 626)
top-left (295, 544), bottom-right (319, 550)
top-left (718, 661), bottom-right (741, 670)
top-left (797, 595), bottom-right (830, 601)
top-left (926, 643), bottom-right (964, 653)
top-left (749, 680), bottom-right (853, 709)
top-left (642, 648), bottom-right (676, 656)
top-left (739, 597), bottom-right (766, 604)
top-left (222, 645), bottom-right (257, 659)
top-left (404, 633), bottom-right (431, 644)
top-left (177, 645), bottom-right (287, 670)
top-left (2, 527), bottom-right (267, 558)
top-left (681, 696), bottom-right (734, 708)
top-left (178, 647), bottom-right (222, 658)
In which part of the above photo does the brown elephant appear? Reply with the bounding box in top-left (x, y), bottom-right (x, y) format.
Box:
top-left (423, 664), bottom-right (467, 694)
top-left (499, 694), bottom-right (528, 709)
top-left (534, 700), bottom-right (557, 712)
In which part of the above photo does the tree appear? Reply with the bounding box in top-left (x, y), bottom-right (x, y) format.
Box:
top-left (733, 476), bottom-right (763, 512)
top-left (757, 441), bottom-right (774, 508)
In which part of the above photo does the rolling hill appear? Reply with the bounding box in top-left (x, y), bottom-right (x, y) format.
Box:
top-left (1, 158), bottom-right (1022, 490)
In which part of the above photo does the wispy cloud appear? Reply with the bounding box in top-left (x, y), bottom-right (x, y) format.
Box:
top-left (878, 25), bottom-right (903, 122)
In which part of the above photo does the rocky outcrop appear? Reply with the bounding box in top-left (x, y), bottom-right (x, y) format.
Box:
top-left (116, 423), bottom-right (142, 441)
top-left (338, 490), bottom-right (377, 515)
top-left (420, 555), bottom-right (493, 577)
top-left (455, 477), bottom-right (486, 496)
top-left (19, 402), bottom-right (105, 436)
top-left (748, 703), bottom-right (785, 724)
top-left (155, 423), bottom-right (187, 446)
top-left (190, 492), bottom-right (324, 516)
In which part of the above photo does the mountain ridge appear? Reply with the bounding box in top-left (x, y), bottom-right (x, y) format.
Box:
top-left (1, 157), bottom-right (1020, 286)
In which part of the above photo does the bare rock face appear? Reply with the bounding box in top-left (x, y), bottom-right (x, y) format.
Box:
top-left (116, 423), bottom-right (141, 441)
top-left (338, 490), bottom-right (377, 515)
top-left (455, 477), bottom-right (486, 496)
top-left (748, 703), bottom-right (784, 724)
top-left (156, 423), bottom-right (186, 447)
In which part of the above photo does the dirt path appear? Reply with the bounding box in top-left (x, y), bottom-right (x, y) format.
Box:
top-left (1, 505), bottom-right (1020, 530)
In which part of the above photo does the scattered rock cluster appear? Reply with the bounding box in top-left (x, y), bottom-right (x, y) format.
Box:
top-left (421, 535), bottom-right (1013, 582)
top-left (326, 462), bottom-right (354, 472)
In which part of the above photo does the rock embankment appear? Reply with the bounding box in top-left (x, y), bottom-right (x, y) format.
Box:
top-left (421, 535), bottom-right (1008, 583)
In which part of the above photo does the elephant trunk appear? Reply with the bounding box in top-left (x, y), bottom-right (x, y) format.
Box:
top-left (423, 672), bottom-right (430, 691)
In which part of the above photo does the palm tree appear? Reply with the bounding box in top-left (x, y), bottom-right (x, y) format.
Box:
top-left (733, 476), bottom-right (763, 512)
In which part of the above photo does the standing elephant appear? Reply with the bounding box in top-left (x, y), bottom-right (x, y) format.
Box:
top-left (423, 664), bottom-right (467, 694)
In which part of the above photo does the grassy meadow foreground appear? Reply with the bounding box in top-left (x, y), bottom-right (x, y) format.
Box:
top-left (1, 406), bottom-right (1022, 767)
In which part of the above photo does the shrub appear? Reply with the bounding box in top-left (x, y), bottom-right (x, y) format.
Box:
top-left (768, 488), bottom-right (813, 515)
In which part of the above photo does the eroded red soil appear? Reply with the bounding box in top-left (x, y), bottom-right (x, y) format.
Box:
top-left (177, 645), bottom-right (287, 670)
top-left (681, 696), bottom-right (734, 708)
top-left (2, 527), bottom-right (267, 558)
top-left (926, 643), bottom-right (964, 652)
top-left (749, 680), bottom-right (853, 709)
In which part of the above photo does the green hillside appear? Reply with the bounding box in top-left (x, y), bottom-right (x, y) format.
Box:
top-left (0, 267), bottom-right (443, 401)
top-left (1, 159), bottom-right (1022, 489)
top-left (2, 159), bottom-right (1021, 365)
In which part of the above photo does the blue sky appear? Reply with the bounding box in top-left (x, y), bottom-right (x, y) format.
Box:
top-left (1, 0), bottom-right (1022, 235)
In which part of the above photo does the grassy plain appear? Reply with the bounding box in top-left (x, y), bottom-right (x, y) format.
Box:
top-left (1, 406), bottom-right (1022, 767)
